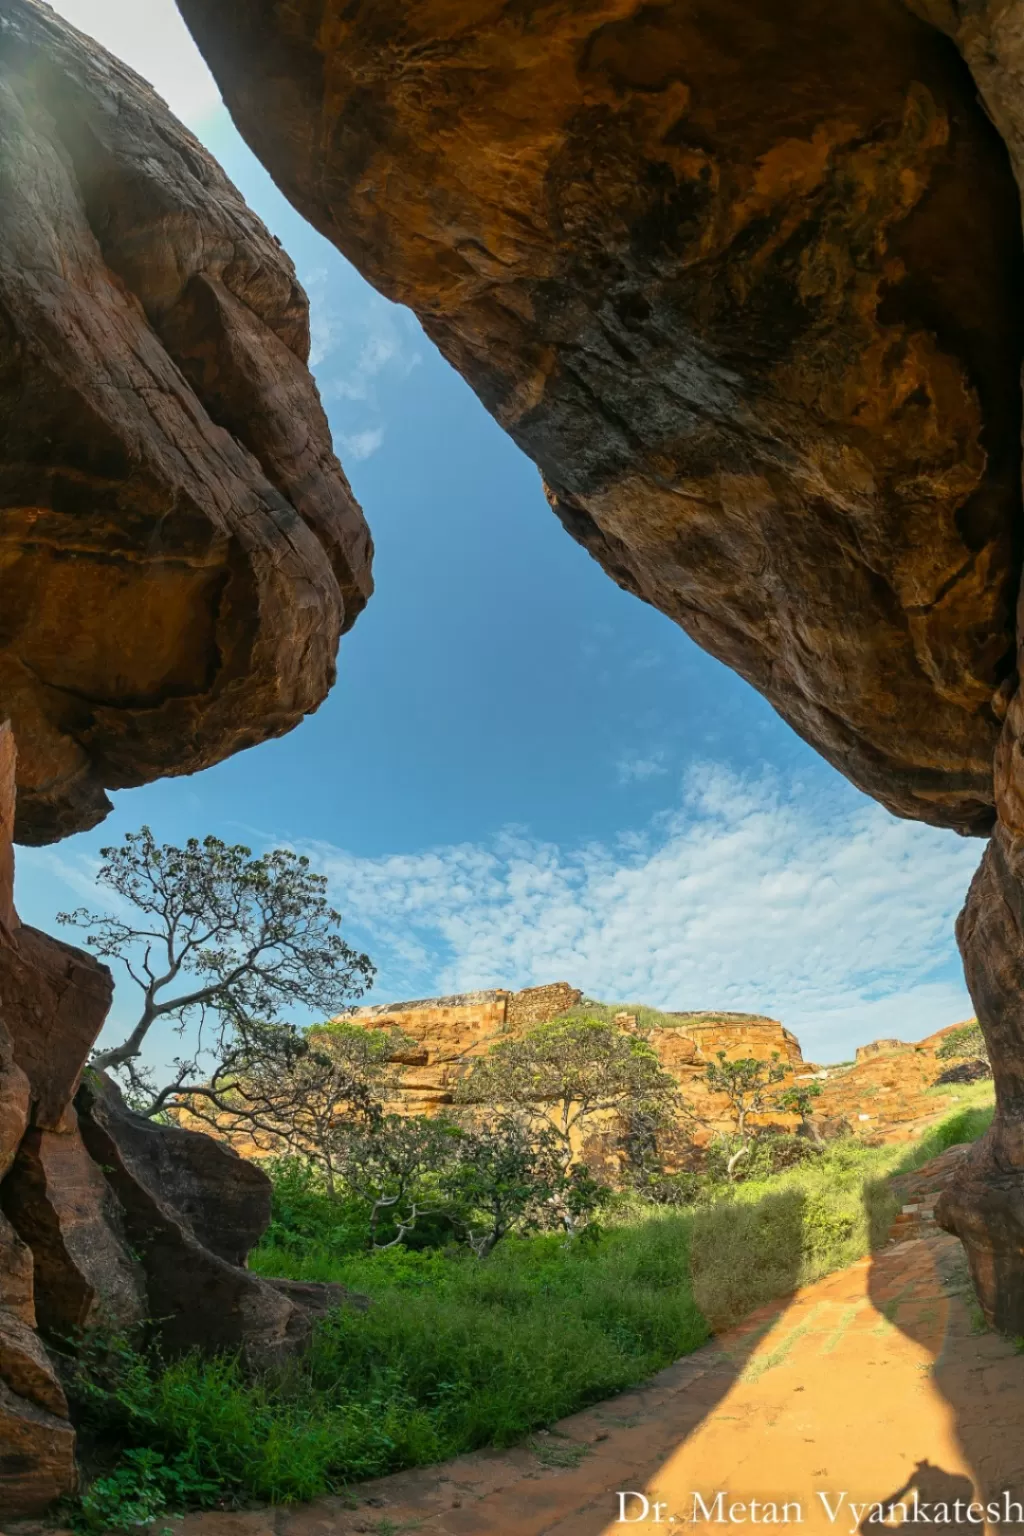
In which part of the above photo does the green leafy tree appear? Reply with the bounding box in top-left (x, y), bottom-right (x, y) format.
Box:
top-left (441, 1117), bottom-right (560, 1257)
top-left (440, 1115), bottom-right (608, 1256)
top-left (455, 1016), bottom-right (681, 1177)
top-left (775, 1082), bottom-right (825, 1146)
top-left (704, 1051), bottom-right (788, 1180)
top-left (58, 827), bottom-right (374, 1114)
top-left (331, 1114), bottom-right (461, 1249)
top-left (936, 1022), bottom-right (989, 1064)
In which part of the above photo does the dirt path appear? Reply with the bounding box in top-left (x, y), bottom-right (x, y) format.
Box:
top-left (23, 1152), bottom-right (1024, 1536)
top-left (142, 1162), bottom-right (1024, 1536)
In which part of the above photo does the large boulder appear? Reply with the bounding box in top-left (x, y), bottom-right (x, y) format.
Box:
top-left (0, 929), bottom-right (113, 1132)
top-left (0, 1213), bottom-right (35, 1329)
top-left (936, 822), bottom-right (1024, 1332)
top-left (78, 1077), bottom-right (272, 1268)
top-left (76, 1075), bottom-right (357, 1359)
top-left (1, 1119), bottom-right (147, 1339)
top-left (0, 1379), bottom-right (77, 1518)
top-left (175, 0), bottom-right (1024, 835)
top-left (0, 721), bottom-right (78, 1514)
top-left (0, 0), bottom-right (373, 845)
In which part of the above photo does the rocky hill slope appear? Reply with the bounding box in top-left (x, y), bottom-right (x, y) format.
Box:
top-left (342, 985), bottom-right (979, 1150)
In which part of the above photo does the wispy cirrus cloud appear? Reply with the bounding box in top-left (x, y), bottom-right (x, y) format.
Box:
top-left (616, 751), bottom-right (669, 785)
top-left (304, 269), bottom-right (422, 464)
top-left (340, 427), bottom-right (386, 463)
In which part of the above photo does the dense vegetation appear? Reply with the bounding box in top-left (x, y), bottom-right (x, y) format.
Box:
top-left (64, 1086), bottom-right (995, 1532)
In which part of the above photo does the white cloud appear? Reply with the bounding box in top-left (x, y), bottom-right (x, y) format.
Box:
top-left (617, 751), bottom-right (669, 785)
top-left (304, 268), bottom-right (422, 394)
top-left (18, 765), bottom-right (982, 1067)
top-left (301, 268), bottom-right (421, 470)
top-left (44, 0), bottom-right (222, 129)
top-left (301, 765), bottom-right (980, 1063)
top-left (340, 427), bottom-right (385, 462)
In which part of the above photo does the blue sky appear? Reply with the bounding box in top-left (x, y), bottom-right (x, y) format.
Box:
top-left (21, 0), bottom-right (982, 1066)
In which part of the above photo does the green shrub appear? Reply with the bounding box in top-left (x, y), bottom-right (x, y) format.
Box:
top-left (263, 1156), bottom-right (371, 1256)
top-left (936, 1022), bottom-right (989, 1063)
top-left (70, 1448), bottom-right (222, 1533)
top-left (69, 1094), bottom-right (994, 1520)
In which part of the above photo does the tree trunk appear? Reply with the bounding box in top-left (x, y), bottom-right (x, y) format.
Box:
top-left (935, 823), bottom-right (1024, 1333)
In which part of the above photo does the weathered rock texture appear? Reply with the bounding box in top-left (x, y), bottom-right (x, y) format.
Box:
top-left (0, 729), bottom-right (364, 1514)
top-left (1, 1120), bottom-right (147, 1340)
top-left (176, 0), bottom-right (1024, 836)
top-left (0, 0), bottom-right (373, 845)
top-left (855, 1038), bottom-right (907, 1062)
top-left (345, 985), bottom-right (582, 1114)
top-left (75, 1075), bottom-right (354, 1360)
top-left (341, 988), bottom-right (804, 1142)
top-left (935, 826), bottom-right (1024, 1331)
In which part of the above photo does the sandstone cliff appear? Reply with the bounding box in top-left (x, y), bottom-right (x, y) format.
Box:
top-left (345, 986), bottom-right (804, 1140)
top-left (0, 0), bottom-right (373, 843)
top-left (175, 0), bottom-right (1024, 836)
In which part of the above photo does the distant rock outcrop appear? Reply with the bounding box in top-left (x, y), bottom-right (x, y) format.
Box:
top-left (855, 1039), bottom-right (907, 1063)
top-left (345, 987), bottom-right (803, 1140)
top-left (0, 0), bottom-right (373, 844)
top-left (346, 985), bottom-right (583, 1113)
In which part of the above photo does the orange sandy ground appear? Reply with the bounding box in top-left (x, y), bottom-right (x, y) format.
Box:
top-left (103, 1226), bottom-right (1023, 1536)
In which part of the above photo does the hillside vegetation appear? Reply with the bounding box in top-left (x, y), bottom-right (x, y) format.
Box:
top-left (67, 1089), bottom-right (993, 1531)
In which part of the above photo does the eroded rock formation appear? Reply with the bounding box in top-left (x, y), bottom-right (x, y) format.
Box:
top-left (342, 990), bottom-right (804, 1143)
top-left (175, 0), bottom-right (1024, 836)
top-left (168, 0), bottom-right (1024, 1329)
top-left (0, 0), bottom-right (373, 845)
top-left (0, 725), bottom-right (364, 1515)
top-left (935, 826), bottom-right (1024, 1331)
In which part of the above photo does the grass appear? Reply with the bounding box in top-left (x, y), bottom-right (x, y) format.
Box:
top-left (552, 998), bottom-right (773, 1031)
top-left (67, 1094), bottom-right (994, 1527)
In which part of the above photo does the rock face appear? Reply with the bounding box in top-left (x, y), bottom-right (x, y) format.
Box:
top-left (0, 0), bottom-right (373, 844)
top-left (175, 0), bottom-right (1024, 835)
top-left (74, 1080), bottom-right (272, 1269)
top-left (1, 1121), bottom-right (148, 1339)
top-left (346, 985), bottom-right (583, 1112)
top-left (75, 1074), bottom-right (355, 1359)
top-left (341, 988), bottom-right (803, 1142)
top-left (1, 927), bottom-right (113, 1132)
top-left (935, 825), bottom-right (1024, 1332)
top-left (855, 1038), bottom-right (907, 1063)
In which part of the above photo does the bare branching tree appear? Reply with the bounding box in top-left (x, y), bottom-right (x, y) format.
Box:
top-left (178, 1022), bottom-right (409, 1192)
top-left (58, 827), bottom-right (374, 1114)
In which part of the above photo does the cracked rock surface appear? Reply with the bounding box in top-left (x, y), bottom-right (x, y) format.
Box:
top-left (176, 0), bottom-right (1024, 834)
top-left (0, 0), bottom-right (373, 845)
